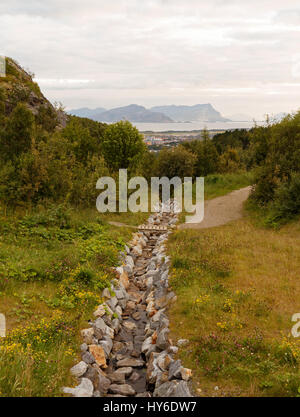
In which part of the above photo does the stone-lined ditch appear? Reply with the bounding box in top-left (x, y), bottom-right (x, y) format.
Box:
top-left (63, 203), bottom-right (193, 397)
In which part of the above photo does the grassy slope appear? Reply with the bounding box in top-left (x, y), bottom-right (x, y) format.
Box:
top-left (168, 174), bottom-right (300, 397)
top-left (0, 206), bottom-right (147, 397)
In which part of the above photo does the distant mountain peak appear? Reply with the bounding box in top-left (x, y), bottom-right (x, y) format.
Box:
top-left (150, 104), bottom-right (229, 122)
top-left (69, 103), bottom-right (229, 123)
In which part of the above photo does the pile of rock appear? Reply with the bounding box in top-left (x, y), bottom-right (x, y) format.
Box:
top-left (63, 202), bottom-right (193, 397)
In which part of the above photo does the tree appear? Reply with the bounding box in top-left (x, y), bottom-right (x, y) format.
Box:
top-left (156, 146), bottom-right (196, 179)
top-left (1, 103), bottom-right (34, 160)
top-left (101, 120), bottom-right (146, 173)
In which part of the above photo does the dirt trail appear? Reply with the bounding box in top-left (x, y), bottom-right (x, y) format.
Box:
top-left (179, 186), bottom-right (252, 230)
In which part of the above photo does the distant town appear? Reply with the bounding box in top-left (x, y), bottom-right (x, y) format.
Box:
top-left (142, 129), bottom-right (228, 151)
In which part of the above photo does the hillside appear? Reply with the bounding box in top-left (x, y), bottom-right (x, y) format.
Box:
top-left (0, 57), bottom-right (68, 129)
top-left (151, 104), bottom-right (229, 122)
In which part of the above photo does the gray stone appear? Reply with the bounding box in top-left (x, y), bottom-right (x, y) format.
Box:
top-left (141, 336), bottom-right (153, 354)
top-left (102, 288), bottom-right (111, 299)
top-left (116, 358), bottom-right (144, 368)
top-left (80, 343), bottom-right (88, 352)
top-left (111, 318), bottom-right (121, 333)
top-left (115, 366), bottom-right (133, 377)
top-left (70, 361), bottom-right (88, 377)
top-left (82, 351), bottom-right (95, 364)
top-left (129, 371), bottom-right (140, 382)
top-left (168, 360), bottom-right (182, 380)
top-left (135, 392), bottom-right (151, 397)
top-left (98, 373), bottom-right (111, 394)
top-left (109, 384), bottom-right (136, 396)
top-left (107, 296), bottom-right (118, 310)
top-left (99, 339), bottom-right (113, 357)
top-left (153, 380), bottom-right (192, 397)
top-left (81, 328), bottom-right (94, 345)
top-left (63, 378), bottom-right (94, 397)
top-left (108, 370), bottom-right (126, 384)
top-left (156, 328), bottom-right (169, 350)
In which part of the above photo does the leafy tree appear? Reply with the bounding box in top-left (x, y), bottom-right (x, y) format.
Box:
top-left (156, 145), bottom-right (196, 179)
top-left (1, 103), bottom-right (34, 160)
top-left (101, 120), bottom-right (146, 173)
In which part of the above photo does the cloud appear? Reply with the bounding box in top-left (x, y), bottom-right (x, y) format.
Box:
top-left (0, 0), bottom-right (300, 118)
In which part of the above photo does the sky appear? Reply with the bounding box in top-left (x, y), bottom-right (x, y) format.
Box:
top-left (1, 0), bottom-right (300, 119)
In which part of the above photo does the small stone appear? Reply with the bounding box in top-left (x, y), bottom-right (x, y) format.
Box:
top-left (102, 288), bottom-right (111, 299)
top-left (153, 380), bottom-right (192, 397)
top-left (116, 367), bottom-right (133, 377)
top-left (112, 341), bottom-right (124, 352)
top-left (168, 346), bottom-right (178, 355)
top-left (80, 343), bottom-right (88, 352)
top-left (136, 392), bottom-right (151, 397)
top-left (123, 321), bottom-right (136, 331)
top-left (141, 336), bottom-right (153, 354)
top-left (131, 350), bottom-right (140, 358)
top-left (129, 371), bottom-right (140, 382)
top-left (168, 360), bottom-right (182, 380)
top-left (81, 328), bottom-right (94, 345)
top-left (177, 339), bottom-right (189, 347)
top-left (109, 384), bottom-right (136, 396)
top-left (180, 367), bottom-right (192, 381)
top-left (63, 378), bottom-right (93, 397)
top-left (126, 301), bottom-right (136, 310)
top-left (116, 358), bottom-right (144, 368)
top-left (93, 305), bottom-right (106, 318)
top-left (98, 373), bottom-right (111, 394)
top-left (107, 296), bottom-right (118, 310)
top-left (132, 311), bottom-right (141, 320)
top-left (111, 318), bottom-right (121, 333)
top-left (89, 345), bottom-right (106, 368)
top-left (156, 328), bottom-right (170, 350)
top-left (99, 339), bottom-right (113, 357)
top-left (115, 305), bottom-right (123, 318)
top-left (82, 351), bottom-right (95, 364)
top-left (70, 361), bottom-right (88, 377)
top-left (108, 370), bottom-right (126, 384)
top-left (120, 270), bottom-right (130, 289)
top-left (83, 366), bottom-right (100, 389)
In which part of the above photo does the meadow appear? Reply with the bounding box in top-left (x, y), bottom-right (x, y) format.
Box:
top-left (168, 200), bottom-right (300, 396)
top-left (0, 204), bottom-right (146, 396)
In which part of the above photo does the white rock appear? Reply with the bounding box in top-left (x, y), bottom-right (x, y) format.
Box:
top-left (63, 378), bottom-right (93, 397)
top-left (70, 361), bottom-right (88, 377)
top-left (177, 339), bottom-right (189, 347)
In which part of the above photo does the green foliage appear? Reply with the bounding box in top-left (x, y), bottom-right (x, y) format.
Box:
top-left (101, 120), bottom-right (146, 173)
top-left (249, 112), bottom-right (300, 224)
top-left (1, 103), bottom-right (34, 160)
top-left (182, 132), bottom-right (220, 176)
top-left (156, 145), bottom-right (196, 178)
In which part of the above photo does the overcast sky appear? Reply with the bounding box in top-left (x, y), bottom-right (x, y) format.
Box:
top-left (1, 0), bottom-right (300, 118)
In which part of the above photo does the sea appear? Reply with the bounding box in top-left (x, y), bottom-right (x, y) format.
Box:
top-left (132, 121), bottom-right (265, 133)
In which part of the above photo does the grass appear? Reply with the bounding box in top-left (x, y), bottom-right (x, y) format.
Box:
top-left (203, 171), bottom-right (254, 200)
top-left (167, 209), bottom-right (300, 396)
top-left (0, 204), bottom-right (147, 397)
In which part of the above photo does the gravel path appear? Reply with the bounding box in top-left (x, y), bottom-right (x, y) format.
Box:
top-left (179, 186), bottom-right (252, 230)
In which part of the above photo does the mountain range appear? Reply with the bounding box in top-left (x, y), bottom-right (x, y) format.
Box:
top-left (69, 103), bottom-right (230, 123)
